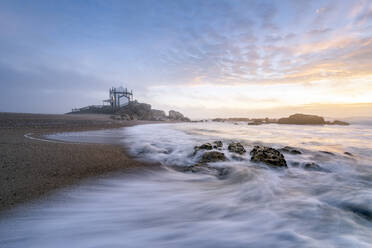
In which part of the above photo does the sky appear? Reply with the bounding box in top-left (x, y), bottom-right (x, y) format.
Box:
top-left (0, 0), bottom-right (371, 119)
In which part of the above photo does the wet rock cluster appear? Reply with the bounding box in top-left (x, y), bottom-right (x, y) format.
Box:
top-left (184, 141), bottom-right (334, 177)
top-left (228, 142), bottom-right (246, 154)
top-left (200, 151), bottom-right (226, 163)
top-left (186, 141), bottom-right (289, 177)
top-left (250, 146), bottom-right (287, 167)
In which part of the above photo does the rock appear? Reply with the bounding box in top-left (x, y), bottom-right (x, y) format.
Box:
top-left (278, 113), bottom-right (325, 125)
top-left (118, 101), bottom-right (152, 120)
top-left (344, 152), bottom-right (353, 156)
top-left (248, 120), bottom-right (263, 125)
top-left (279, 146), bottom-right (302, 155)
top-left (320, 151), bottom-right (335, 155)
top-left (331, 120), bottom-right (350, 125)
top-left (118, 101), bottom-right (190, 121)
top-left (231, 154), bottom-right (245, 161)
top-left (228, 142), bottom-right (246, 154)
top-left (304, 162), bottom-right (320, 170)
top-left (341, 203), bottom-right (372, 221)
top-left (212, 141), bottom-right (223, 149)
top-left (194, 143), bottom-right (213, 153)
top-left (250, 146), bottom-right (287, 167)
top-left (183, 163), bottom-right (229, 178)
top-left (120, 114), bottom-right (131, 120)
top-left (150, 109), bottom-right (167, 121)
top-left (212, 118), bottom-right (225, 122)
top-left (200, 151), bottom-right (226, 163)
top-left (290, 161), bottom-right (300, 167)
top-left (194, 141), bottom-right (223, 154)
top-left (248, 122), bottom-right (262, 125)
top-left (303, 162), bottom-right (328, 172)
top-left (169, 110), bottom-right (190, 121)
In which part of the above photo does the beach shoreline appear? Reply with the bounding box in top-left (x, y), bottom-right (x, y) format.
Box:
top-left (0, 112), bottom-right (162, 211)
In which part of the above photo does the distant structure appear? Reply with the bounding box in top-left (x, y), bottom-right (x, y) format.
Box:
top-left (103, 87), bottom-right (134, 111)
top-left (71, 86), bottom-right (134, 113)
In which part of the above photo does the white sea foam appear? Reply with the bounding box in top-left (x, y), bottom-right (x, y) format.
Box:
top-left (1, 122), bottom-right (371, 247)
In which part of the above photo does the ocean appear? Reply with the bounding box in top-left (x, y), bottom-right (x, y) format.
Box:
top-left (1, 122), bottom-right (371, 247)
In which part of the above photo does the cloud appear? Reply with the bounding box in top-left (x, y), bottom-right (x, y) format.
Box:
top-left (306, 28), bottom-right (332, 36)
top-left (255, 2), bottom-right (278, 30)
top-left (0, 0), bottom-right (371, 116)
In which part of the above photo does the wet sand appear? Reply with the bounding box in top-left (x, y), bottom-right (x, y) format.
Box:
top-left (0, 112), bottom-right (160, 211)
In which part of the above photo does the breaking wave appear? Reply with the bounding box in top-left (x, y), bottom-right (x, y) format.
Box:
top-left (1, 122), bottom-right (371, 247)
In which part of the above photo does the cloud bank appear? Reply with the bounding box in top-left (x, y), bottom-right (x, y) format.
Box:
top-left (0, 0), bottom-right (371, 118)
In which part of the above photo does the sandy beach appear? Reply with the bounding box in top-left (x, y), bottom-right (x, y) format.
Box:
top-left (0, 113), bottom-right (158, 211)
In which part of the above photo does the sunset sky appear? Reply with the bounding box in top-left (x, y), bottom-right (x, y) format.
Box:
top-left (1, 0), bottom-right (371, 118)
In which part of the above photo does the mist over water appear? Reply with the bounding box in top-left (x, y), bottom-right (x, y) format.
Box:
top-left (1, 123), bottom-right (372, 247)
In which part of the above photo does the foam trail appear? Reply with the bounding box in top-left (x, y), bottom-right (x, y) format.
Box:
top-left (1, 122), bottom-right (371, 247)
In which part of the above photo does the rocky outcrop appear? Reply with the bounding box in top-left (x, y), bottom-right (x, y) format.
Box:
top-left (169, 110), bottom-right (183, 120)
top-left (182, 163), bottom-right (229, 178)
top-left (250, 146), bottom-right (287, 167)
top-left (194, 143), bottom-right (213, 154)
top-left (118, 101), bottom-right (152, 120)
top-left (210, 114), bottom-right (350, 126)
top-left (186, 142), bottom-right (228, 178)
top-left (113, 101), bottom-right (190, 121)
top-left (150, 109), bottom-right (168, 121)
top-left (71, 100), bottom-right (190, 122)
top-left (213, 141), bottom-right (223, 149)
top-left (279, 146), bottom-right (302, 155)
top-left (331, 120), bottom-right (349, 126)
top-left (228, 142), bottom-right (246, 154)
top-left (278, 114), bottom-right (325, 125)
top-left (304, 162), bottom-right (321, 171)
top-left (303, 162), bottom-right (329, 172)
top-left (200, 151), bottom-right (226, 163)
top-left (169, 110), bottom-right (190, 122)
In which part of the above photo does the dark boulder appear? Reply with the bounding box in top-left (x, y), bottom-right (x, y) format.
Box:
top-left (331, 120), bottom-right (350, 125)
top-left (200, 151), bottom-right (226, 163)
top-left (183, 163), bottom-right (229, 178)
top-left (304, 162), bottom-right (321, 170)
top-left (341, 203), bottom-right (372, 221)
top-left (228, 142), bottom-right (246, 154)
top-left (278, 113), bottom-right (325, 125)
top-left (194, 141), bottom-right (223, 154)
top-left (194, 143), bottom-right (213, 154)
top-left (290, 161), bottom-right (300, 167)
top-left (320, 151), bottom-right (335, 155)
top-left (279, 146), bottom-right (302, 155)
top-left (212, 141), bottom-right (223, 149)
top-left (344, 152), bottom-right (353, 156)
top-left (250, 146), bottom-right (287, 167)
top-left (248, 120), bottom-right (263, 125)
top-left (303, 162), bottom-right (329, 172)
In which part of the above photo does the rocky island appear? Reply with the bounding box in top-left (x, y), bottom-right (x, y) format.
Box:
top-left (70, 100), bottom-right (190, 122)
top-left (212, 113), bottom-right (349, 126)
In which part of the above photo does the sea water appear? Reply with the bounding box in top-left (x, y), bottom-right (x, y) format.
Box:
top-left (0, 122), bottom-right (371, 247)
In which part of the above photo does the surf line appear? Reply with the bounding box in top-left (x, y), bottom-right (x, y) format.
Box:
top-left (24, 133), bottom-right (80, 144)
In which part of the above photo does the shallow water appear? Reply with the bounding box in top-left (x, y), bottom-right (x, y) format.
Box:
top-left (1, 122), bottom-right (372, 247)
